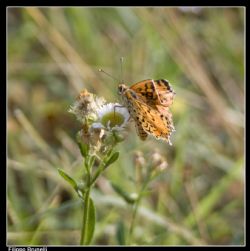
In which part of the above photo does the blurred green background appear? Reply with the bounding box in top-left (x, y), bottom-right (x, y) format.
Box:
top-left (7, 7), bottom-right (244, 245)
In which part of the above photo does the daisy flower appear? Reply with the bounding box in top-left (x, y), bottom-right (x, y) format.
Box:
top-left (92, 103), bottom-right (130, 132)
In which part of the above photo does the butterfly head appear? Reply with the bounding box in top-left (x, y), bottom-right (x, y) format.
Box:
top-left (118, 84), bottom-right (128, 95)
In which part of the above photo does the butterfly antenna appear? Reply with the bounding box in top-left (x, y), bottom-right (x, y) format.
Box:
top-left (98, 69), bottom-right (119, 82)
top-left (120, 57), bottom-right (124, 84)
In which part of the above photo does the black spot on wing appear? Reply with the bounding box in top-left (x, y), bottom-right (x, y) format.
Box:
top-left (145, 81), bottom-right (154, 90)
top-left (145, 92), bottom-right (153, 98)
top-left (156, 79), bottom-right (172, 91)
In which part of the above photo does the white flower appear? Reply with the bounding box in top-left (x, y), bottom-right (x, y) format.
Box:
top-left (92, 103), bottom-right (130, 131)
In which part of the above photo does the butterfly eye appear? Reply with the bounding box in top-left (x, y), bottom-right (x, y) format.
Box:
top-left (118, 84), bottom-right (125, 94)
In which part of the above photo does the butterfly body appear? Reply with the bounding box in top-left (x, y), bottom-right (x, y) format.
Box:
top-left (118, 79), bottom-right (175, 145)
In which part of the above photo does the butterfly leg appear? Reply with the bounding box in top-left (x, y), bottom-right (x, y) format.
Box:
top-left (113, 105), bottom-right (126, 119)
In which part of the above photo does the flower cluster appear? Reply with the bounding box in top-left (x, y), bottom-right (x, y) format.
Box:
top-left (69, 89), bottom-right (130, 154)
top-left (133, 150), bottom-right (168, 184)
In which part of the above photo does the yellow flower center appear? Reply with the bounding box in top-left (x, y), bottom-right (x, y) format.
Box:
top-left (101, 112), bottom-right (125, 128)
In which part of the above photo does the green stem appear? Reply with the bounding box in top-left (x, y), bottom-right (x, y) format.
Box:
top-left (89, 151), bottom-right (111, 186)
top-left (79, 150), bottom-right (114, 245)
top-left (127, 198), bottom-right (141, 244)
top-left (80, 159), bottom-right (91, 245)
top-left (127, 175), bottom-right (151, 245)
top-left (90, 164), bottom-right (104, 186)
top-left (80, 189), bottom-right (91, 245)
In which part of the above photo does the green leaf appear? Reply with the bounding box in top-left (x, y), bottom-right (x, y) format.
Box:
top-left (116, 220), bottom-right (126, 245)
top-left (58, 168), bottom-right (77, 190)
top-left (111, 183), bottom-right (138, 204)
top-left (77, 182), bottom-right (86, 199)
top-left (104, 152), bottom-right (119, 169)
top-left (84, 197), bottom-right (96, 245)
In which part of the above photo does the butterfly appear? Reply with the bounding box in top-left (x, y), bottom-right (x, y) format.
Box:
top-left (118, 79), bottom-right (176, 145)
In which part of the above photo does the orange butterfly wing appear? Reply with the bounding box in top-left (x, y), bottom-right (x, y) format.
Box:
top-left (135, 121), bottom-right (148, 141)
top-left (129, 79), bottom-right (176, 108)
top-left (129, 79), bottom-right (175, 133)
top-left (123, 89), bottom-right (174, 144)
